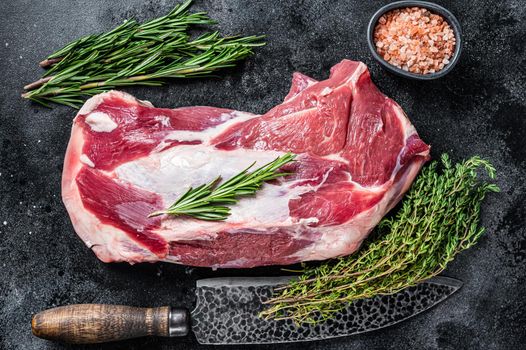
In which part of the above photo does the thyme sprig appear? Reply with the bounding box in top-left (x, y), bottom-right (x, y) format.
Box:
top-left (261, 154), bottom-right (499, 324)
top-left (22, 0), bottom-right (265, 108)
top-left (149, 153), bottom-right (296, 221)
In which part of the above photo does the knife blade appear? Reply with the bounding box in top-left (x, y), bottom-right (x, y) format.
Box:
top-left (192, 275), bottom-right (462, 344)
top-left (31, 276), bottom-right (461, 344)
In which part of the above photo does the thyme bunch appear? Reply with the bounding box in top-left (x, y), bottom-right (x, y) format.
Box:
top-left (261, 154), bottom-right (499, 324)
top-left (149, 153), bottom-right (295, 221)
top-left (22, 0), bottom-right (264, 108)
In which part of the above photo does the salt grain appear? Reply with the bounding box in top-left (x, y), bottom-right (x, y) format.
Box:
top-left (374, 7), bottom-right (456, 74)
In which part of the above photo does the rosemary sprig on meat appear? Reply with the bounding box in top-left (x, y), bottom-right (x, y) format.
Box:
top-left (22, 0), bottom-right (265, 108)
top-left (148, 153), bottom-right (296, 221)
top-left (260, 154), bottom-right (499, 324)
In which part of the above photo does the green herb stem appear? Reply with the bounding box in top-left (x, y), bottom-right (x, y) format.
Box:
top-left (23, 0), bottom-right (265, 108)
top-left (148, 153), bottom-right (296, 221)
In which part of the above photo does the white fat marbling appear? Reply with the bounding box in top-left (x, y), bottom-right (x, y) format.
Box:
top-left (324, 153), bottom-right (351, 166)
top-left (114, 145), bottom-right (326, 238)
top-left (79, 95), bottom-right (104, 115)
top-left (79, 154), bottom-right (95, 167)
top-left (85, 112), bottom-right (118, 132)
top-left (138, 99), bottom-right (154, 107)
top-left (154, 115), bottom-right (171, 127)
top-left (115, 146), bottom-right (286, 203)
top-left (320, 87), bottom-right (333, 96)
top-left (162, 111), bottom-right (259, 145)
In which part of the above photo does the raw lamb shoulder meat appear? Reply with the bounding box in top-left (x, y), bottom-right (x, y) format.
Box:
top-left (62, 59), bottom-right (430, 268)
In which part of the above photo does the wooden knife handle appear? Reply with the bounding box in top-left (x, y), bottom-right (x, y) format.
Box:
top-left (32, 304), bottom-right (189, 344)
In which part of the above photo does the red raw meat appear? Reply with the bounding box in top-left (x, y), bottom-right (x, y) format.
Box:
top-left (62, 59), bottom-right (430, 268)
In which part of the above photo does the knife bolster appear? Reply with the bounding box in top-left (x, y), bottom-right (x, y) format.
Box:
top-left (169, 307), bottom-right (189, 337)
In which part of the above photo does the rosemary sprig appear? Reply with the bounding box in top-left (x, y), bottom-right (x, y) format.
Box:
top-left (148, 153), bottom-right (296, 221)
top-left (260, 154), bottom-right (499, 324)
top-left (22, 0), bottom-right (265, 108)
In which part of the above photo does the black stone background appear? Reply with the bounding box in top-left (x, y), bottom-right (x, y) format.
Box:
top-left (0, 0), bottom-right (525, 349)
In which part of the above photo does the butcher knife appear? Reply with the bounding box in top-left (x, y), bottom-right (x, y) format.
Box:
top-left (32, 276), bottom-right (462, 344)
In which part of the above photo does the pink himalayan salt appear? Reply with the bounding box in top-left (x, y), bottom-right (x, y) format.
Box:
top-left (374, 7), bottom-right (456, 74)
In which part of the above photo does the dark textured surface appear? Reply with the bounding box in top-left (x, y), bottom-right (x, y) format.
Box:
top-left (0, 0), bottom-right (524, 349)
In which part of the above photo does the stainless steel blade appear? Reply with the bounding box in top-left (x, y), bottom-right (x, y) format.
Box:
top-left (190, 276), bottom-right (462, 344)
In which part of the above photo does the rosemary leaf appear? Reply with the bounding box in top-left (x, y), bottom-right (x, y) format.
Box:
top-left (260, 154), bottom-right (499, 324)
top-left (148, 153), bottom-right (296, 221)
top-left (23, 0), bottom-right (265, 108)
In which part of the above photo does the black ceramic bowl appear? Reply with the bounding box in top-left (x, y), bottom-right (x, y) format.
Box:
top-left (367, 1), bottom-right (462, 80)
